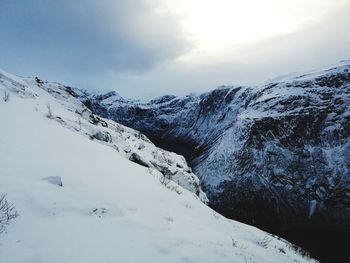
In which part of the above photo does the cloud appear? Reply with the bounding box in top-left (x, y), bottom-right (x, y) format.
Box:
top-left (106, 3), bottom-right (350, 98)
top-left (0, 0), bottom-right (191, 75)
top-left (0, 0), bottom-right (349, 98)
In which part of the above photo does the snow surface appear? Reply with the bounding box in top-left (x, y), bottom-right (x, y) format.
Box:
top-left (0, 69), bottom-right (316, 262)
top-left (268, 59), bottom-right (350, 83)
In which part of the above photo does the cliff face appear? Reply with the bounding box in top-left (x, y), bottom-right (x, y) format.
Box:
top-left (79, 62), bottom-right (350, 261)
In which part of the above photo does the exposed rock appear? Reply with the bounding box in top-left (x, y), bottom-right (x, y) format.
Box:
top-left (92, 131), bottom-right (112, 143)
top-left (129, 152), bottom-right (150, 168)
top-left (43, 176), bottom-right (63, 187)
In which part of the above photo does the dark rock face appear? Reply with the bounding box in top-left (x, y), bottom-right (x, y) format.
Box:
top-left (78, 61), bottom-right (350, 262)
top-left (92, 131), bottom-right (112, 143)
top-left (129, 152), bottom-right (150, 168)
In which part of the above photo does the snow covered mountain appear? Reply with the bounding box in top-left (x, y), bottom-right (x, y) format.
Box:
top-left (79, 61), bottom-right (350, 261)
top-left (0, 69), bottom-right (316, 262)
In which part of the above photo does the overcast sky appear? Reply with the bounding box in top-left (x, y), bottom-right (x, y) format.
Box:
top-left (1, 0), bottom-right (349, 98)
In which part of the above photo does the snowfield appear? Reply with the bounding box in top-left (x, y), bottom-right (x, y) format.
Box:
top-left (0, 69), bottom-right (316, 262)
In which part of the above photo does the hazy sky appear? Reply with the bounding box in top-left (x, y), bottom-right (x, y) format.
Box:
top-left (1, 0), bottom-right (349, 98)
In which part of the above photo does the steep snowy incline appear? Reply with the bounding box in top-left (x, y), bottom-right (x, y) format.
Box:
top-left (0, 69), bottom-right (207, 202)
top-left (0, 69), bottom-right (316, 262)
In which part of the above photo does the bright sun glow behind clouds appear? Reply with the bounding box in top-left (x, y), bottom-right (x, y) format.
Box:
top-left (162, 0), bottom-right (346, 54)
top-left (1, 0), bottom-right (349, 98)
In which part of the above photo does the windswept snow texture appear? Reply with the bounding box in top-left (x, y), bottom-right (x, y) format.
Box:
top-left (0, 69), bottom-right (315, 262)
top-left (80, 61), bottom-right (350, 261)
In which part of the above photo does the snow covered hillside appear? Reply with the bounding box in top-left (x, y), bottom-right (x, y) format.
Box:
top-left (0, 69), bottom-right (316, 262)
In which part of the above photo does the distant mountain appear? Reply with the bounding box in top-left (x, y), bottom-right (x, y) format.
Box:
top-left (79, 61), bottom-right (350, 262)
top-left (0, 68), bottom-right (315, 262)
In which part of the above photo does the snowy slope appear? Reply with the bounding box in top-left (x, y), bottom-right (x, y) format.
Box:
top-left (0, 69), bottom-right (316, 262)
top-left (0, 69), bottom-right (207, 203)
